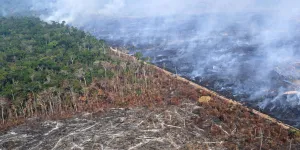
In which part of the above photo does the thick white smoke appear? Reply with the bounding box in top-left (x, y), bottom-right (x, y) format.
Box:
top-left (27, 0), bottom-right (293, 22)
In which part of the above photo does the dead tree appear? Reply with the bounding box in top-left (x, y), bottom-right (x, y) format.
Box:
top-left (0, 97), bottom-right (8, 124)
top-left (101, 61), bottom-right (113, 78)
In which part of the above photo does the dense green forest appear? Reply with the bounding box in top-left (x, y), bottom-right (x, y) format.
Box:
top-left (0, 17), bottom-right (116, 119)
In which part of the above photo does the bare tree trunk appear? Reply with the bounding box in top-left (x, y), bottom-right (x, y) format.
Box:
top-left (7, 108), bottom-right (12, 121)
top-left (71, 56), bottom-right (75, 64)
top-left (58, 91), bottom-right (62, 113)
top-left (142, 68), bottom-right (147, 88)
top-left (12, 105), bottom-right (18, 118)
top-left (11, 90), bottom-right (15, 102)
top-left (30, 102), bottom-right (33, 117)
top-left (32, 91), bottom-right (37, 116)
top-left (1, 107), bottom-right (4, 124)
top-left (83, 77), bottom-right (87, 86)
top-left (49, 101), bottom-right (54, 115)
top-left (104, 68), bottom-right (107, 78)
top-left (71, 88), bottom-right (77, 111)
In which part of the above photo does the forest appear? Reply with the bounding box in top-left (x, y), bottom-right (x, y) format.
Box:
top-left (0, 17), bottom-right (114, 121)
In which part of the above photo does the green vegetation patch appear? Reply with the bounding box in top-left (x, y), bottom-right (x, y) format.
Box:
top-left (0, 17), bottom-right (112, 103)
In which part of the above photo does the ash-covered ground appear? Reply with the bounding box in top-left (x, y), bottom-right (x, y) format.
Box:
top-left (81, 15), bottom-right (300, 128)
top-left (0, 101), bottom-right (224, 150)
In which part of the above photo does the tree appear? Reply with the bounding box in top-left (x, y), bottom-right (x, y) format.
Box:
top-left (134, 52), bottom-right (143, 60)
top-left (0, 97), bottom-right (8, 124)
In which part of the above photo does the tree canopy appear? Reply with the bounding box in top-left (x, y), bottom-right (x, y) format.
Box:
top-left (0, 17), bottom-right (112, 103)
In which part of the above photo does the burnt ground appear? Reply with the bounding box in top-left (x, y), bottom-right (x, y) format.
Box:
top-left (141, 48), bottom-right (300, 128)
top-left (0, 100), bottom-right (225, 150)
top-left (1, 97), bottom-right (300, 150)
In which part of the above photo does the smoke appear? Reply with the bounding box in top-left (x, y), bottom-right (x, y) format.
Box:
top-left (1, 0), bottom-right (300, 127)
